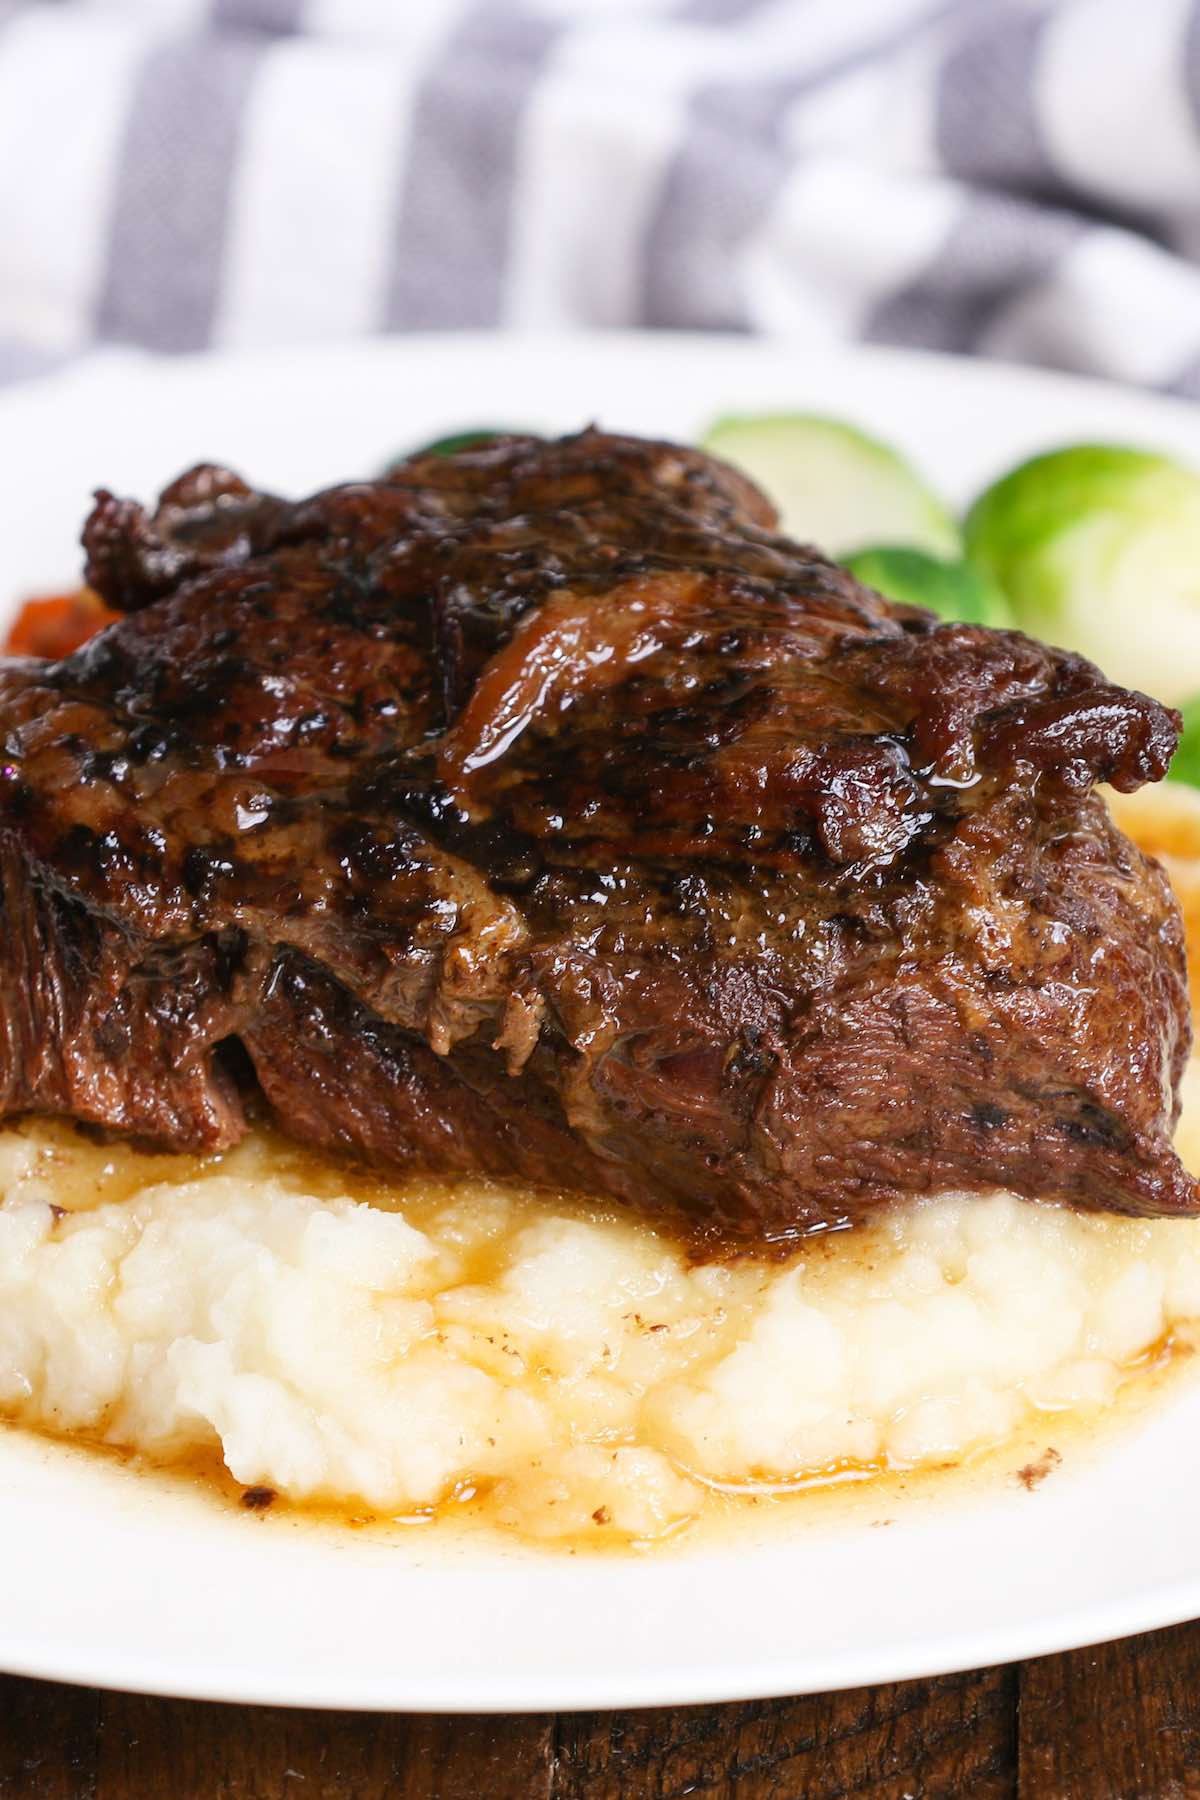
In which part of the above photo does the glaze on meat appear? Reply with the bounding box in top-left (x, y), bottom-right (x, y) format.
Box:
top-left (0, 430), bottom-right (1193, 1246)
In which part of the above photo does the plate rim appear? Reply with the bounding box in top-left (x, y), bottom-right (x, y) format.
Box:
top-left (3, 328), bottom-right (1200, 1712)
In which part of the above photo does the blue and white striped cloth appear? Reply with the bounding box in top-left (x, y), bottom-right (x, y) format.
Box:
top-left (5, 0), bottom-right (1200, 395)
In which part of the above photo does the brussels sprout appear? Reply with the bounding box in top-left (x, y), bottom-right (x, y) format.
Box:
top-left (701, 413), bottom-right (959, 558)
top-left (381, 428), bottom-right (528, 473)
top-left (1168, 699), bottom-right (1200, 787)
top-left (846, 545), bottom-right (1014, 628)
top-left (965, 445), bottom-right (1200, 705)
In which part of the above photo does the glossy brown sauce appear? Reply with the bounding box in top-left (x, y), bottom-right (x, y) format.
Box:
top-left (5, 1328), bottom-right (1192, 1557)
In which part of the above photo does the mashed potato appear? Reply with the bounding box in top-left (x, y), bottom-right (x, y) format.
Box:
top-left (2, 785), bottom-right (1200, 1545)
top-left (2, 1132), bottom-right (1200, 1541)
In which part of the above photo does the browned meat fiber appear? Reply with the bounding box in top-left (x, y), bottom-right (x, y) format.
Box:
top-left (0, 430), bottom-right (1193, 1247)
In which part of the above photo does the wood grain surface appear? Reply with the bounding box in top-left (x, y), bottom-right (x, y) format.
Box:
top-left (3, 1624), bottom-right (1198, 1799)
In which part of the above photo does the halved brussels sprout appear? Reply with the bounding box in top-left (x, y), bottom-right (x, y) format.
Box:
top-left (381, 428), bottom-right (529, 473)
top-left (965, 445), bottom-right (1200, 705)
top-left (846, 545), bottom-right (1013, 628)
top-left (1168, 699), bottom-right (1200, 788)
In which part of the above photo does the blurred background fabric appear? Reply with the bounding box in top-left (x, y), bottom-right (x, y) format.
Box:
top-left (4, 0), bottom-right (1200, 393)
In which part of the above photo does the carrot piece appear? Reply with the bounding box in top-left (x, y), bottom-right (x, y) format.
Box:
top-left (5, 589), bottom-right (118, 659)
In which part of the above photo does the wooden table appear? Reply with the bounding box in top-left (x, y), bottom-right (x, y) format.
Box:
top-left (3, 1622), bottom-right (1199, 1798)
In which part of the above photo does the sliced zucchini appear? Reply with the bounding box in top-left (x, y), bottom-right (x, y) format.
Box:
top-left (700, 413), bottom-right (959, 559)
top-left (965, 445), bottom-right (1200, 704)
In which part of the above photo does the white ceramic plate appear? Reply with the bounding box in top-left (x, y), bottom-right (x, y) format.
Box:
top-left (2, 332), bottom-right (1200, 1713)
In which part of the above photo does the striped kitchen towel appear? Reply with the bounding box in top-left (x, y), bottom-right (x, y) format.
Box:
top-left (3, 0), bottom-right (1200, 394)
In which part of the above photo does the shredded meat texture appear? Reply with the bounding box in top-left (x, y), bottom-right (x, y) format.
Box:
top-left (0, 429), bottom-right (1193, 1247)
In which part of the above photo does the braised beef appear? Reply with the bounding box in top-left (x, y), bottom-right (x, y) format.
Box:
top-left (0, 428), bottom-right (1192, 1246)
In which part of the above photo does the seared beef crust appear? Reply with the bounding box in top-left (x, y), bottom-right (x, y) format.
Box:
top-left (0, 430), bottom-right (1192, 1245)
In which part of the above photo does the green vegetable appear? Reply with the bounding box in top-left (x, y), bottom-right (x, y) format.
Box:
top-left (965, 445), bottom-right (1200, 705)
top-left (1168, 699), bottom-right (1200, 787)
top-left (846, 545), bottom-right (1013, 628)
top-left (382, 428), bottom-right (527, 473)
top-left (700, 413), bottom-right (959, 558)
top-left (416, 429), bottom-right (517, 457)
